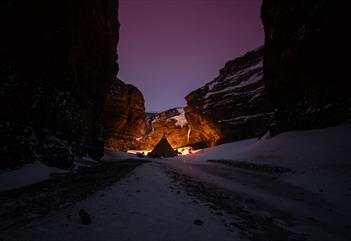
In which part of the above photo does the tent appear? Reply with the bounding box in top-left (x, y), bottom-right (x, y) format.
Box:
top-left (150, 136), bottom-right (177, 157)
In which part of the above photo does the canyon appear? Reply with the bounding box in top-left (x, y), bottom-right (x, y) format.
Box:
top-left (1, 0), bottom-right (350, 167)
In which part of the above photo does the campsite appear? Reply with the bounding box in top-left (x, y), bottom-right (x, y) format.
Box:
top-left (1, 1), bottom-right (350, 241)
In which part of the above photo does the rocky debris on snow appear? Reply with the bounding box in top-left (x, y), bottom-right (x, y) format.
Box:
top-left (165, 168), bottom-right (305, 241)
top-left (79, 209), bottom-right (91, 225)
top-left (193, 219), bottom-right (204, 226)
top-left (0, 161), bottom-right (144, 230)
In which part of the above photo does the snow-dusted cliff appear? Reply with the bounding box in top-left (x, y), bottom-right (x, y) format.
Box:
top-left (185, 47), bottom-right (274, 145)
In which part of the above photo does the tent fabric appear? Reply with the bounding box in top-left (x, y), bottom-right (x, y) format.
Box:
top-left (151, 137), bottom-right (177, 157)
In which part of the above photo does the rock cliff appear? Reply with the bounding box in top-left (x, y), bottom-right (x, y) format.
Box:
top-left (0, 0), bottom-right (119, 168)
top-left (104, 79), bottom-right (146, 151)
top-left (133, 108), bottom-right (190, 151)
top-left (261, 0), bottom-right (351, 134)
top-left (185, 47), bottom-right (274, 145)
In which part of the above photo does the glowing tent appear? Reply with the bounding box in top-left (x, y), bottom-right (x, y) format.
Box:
top-left (150, 136), bottom-right (177, 157)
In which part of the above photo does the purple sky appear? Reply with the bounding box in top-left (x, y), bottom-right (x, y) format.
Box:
top-left (118, 0), bottom-right (263, 112)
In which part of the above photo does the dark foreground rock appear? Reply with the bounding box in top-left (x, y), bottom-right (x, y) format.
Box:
top-left (0, 0), bottom-right (119, 168)
top-left (261, 0), bottom-right (351, 134)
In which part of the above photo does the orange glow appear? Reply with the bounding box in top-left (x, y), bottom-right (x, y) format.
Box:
top-left (176, 146), bottom-right (195, 155)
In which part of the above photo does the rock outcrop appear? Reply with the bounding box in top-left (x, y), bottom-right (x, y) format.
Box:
top-left (185, 47), bottom-right (274, 145)
top-left (0, 1), bottom-right (119, 168)
top-left (104, 79), bottom-right (146, 151)
top-left (133, 108), bottom-right (205, 150)
top-left (261, 0), bottom-right (351, 134)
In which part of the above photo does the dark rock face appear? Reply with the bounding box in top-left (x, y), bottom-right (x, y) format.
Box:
top-left (185, 47), bottom-right (274, 145)
top-left (261, 0), bottom-right (351, 134)
top-left (134, 108), bottom-right (201, 150)
top-left (0, 1), bottom-right (119, 168)
top-left (104, 79), bottom-right (146, 151)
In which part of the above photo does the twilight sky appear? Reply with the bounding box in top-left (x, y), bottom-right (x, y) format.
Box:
top-left (118, 0), bottom-right (263, 112)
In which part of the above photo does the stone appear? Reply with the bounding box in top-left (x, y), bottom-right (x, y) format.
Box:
top-left (104, 78), bottom-right (146, 151)
top-left (0, 0), bottom-right (119, 168)
top-left (194, 219), bottom-right (204, 226)
top-left (133, 108), bottom-right (204, 151)
top-left (261, 0), bottom-right (351, 134)
top-left (79, 209), bottom-right (91, 225)
top-left (184, 47), bottom-right (274, 145)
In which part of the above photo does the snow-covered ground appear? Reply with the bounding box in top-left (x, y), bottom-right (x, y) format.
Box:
top-left (102, 148), bottom-right (144, 162)
top-left (170, 125), bottom-right (351, 212)
top-left (0, 149), bottom-right (142, 193)
top-left (3, 163), bottom-right (241, 241)
top-left (0, 162), bottom-right (67, 192)
top-left (1, 125), bottom-right (350, 241)
top-left (172, 125), bottom-right (351, 166)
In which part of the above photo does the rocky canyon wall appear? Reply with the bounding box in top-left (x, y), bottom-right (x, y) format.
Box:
top-left (133, 108), bottom-right (205, 151)
top-left (0, 0), bottom-right (119, 168)
top-left (185, 47), bottom-right (274, 145)
top-left (104, 79), bottom-right (146, 151)
top-left (261, 0), bottom-right (351, 134)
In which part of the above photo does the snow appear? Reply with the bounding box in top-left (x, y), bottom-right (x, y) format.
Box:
top-left (172, 125), bottom-right (351, 170)
top-left (102, 148), bottom-right (142, 162)
top-left (204, 61), bottom-right (263, 99)
top-left (0, 149), bottom-right (143, 192)
top-left (0, 162), bottom-right (67, 192)
top-left (4, 163), bottom-right (241, 241)
top-left (206, 61), bottom-right (263, 92)
top-left (171, 125), bottom-right (351, 211)
top-left (224, 71), bottom-right (262, 89)
top-left (2, 126), bottom-right (350, 240)
top-left (248, 93), bottom-right (262, 103)
top-left (0, 150), bottom-right (143, 192)
top-left (169, 108), bottom-right (188, 128)
top-left (205, 84), bottom-right (263, 100)
top-left (218, 112), bottom-right (274, 124)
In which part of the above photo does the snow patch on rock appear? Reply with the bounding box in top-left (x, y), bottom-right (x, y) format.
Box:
top-left (169, 108), bottom-right (188, 128)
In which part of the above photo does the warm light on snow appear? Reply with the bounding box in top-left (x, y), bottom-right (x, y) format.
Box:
top-left (127, 150), bottom-right (150, 155)
top-left (127, 146), bottom-right (201, 156)
top-left (176, 146), bottom-right (201, 155)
